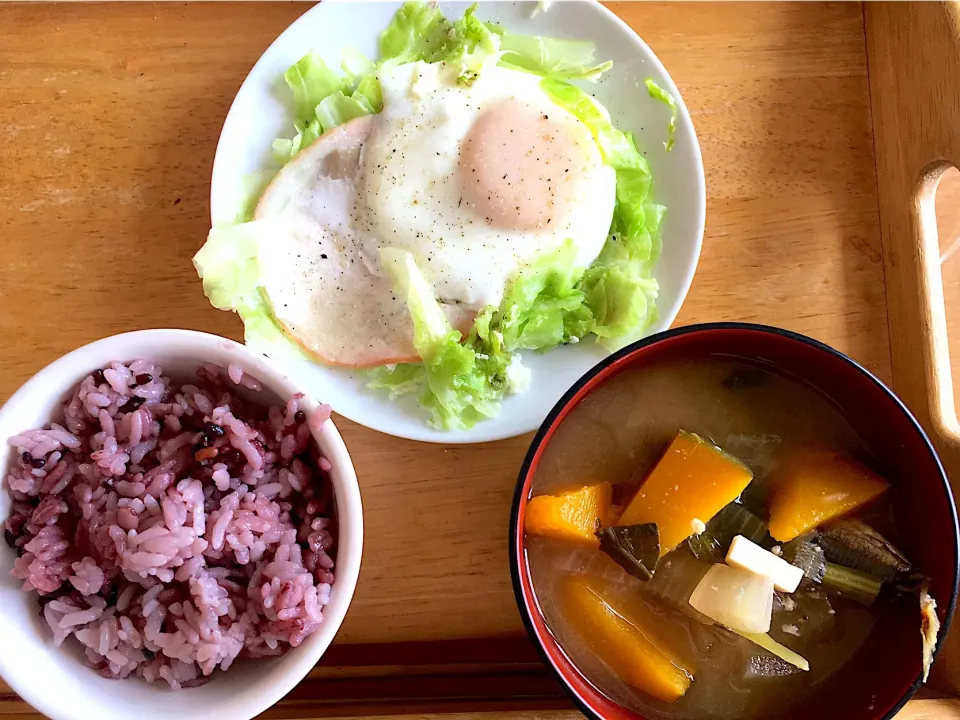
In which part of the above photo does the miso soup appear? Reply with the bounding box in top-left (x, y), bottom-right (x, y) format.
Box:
top-left (523, 356), bottom-right (937, 720)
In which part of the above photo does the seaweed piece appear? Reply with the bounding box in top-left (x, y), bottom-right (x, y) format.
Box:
top-left (722, 365), bottom-right (768, 392)
top-left (817, 520), bottom-right (913, 583)
top-left (710, 503), bottom-right (771, 547)
top-left (598, 523), bottom-right (660, 581)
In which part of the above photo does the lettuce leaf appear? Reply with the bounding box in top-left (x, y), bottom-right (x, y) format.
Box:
top-left (443, 5), bottom-right (504, 84)
top-left (479, 241), bottom-right (592, 351)
top-left (315, 91), bottom-right (375, 133)
top-left (375, 249), bottom-right (501, 430)
top-left (192, 222), bottom-right (304, 354)
top-left (284, 51), bottom-right (347, 122)
top-left (380, 2), bottom-right (503, 85)
top-left (465, 307), bottom-right (514, 393)
top-left (193, 224), bottom-right (261, 312)
top-left (645, 78), bottom-right (678, 152)
top-left (272, 48), bottom-right (380, 165)
top-left (580, 260), bottom-right (659, 345)
top-left (541, 78), bottom-right (650, 173)
top-left (366, 363), bottom-right (424, 401)
top-left (541, 78), bottom-right (662, 348)
top-left (372, 246), bottom-right (563, 430)
top-left (340, 47), bottom-right (376, 85)
top-left (380, 2), bottom-right (498, 63)
top-left (378, 1), bottom-right (452, 63)
top-left (354, 74), bottom-right (383, 113)
top-left (499, 34), bottom-right (613, 81)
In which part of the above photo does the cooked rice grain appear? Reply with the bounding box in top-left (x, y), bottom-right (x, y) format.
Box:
top-left (3, 361), bottom-right (336, 688)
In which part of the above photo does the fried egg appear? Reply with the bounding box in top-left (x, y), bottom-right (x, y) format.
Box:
top-left (255, 61), bottom-right (616, 367)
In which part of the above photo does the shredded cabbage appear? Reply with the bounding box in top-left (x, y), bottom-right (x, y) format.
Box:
top-left (273, 0), bottom-right (505, 166)
top-left (499, 34), bottom-right (612, 81)
top-left (375, 249), bottom-right (500, 430)
top-left (198, 0), bottom-right (673, 430)
top-left (193, 221), bottom-right (304, 353)
top-left (645, 78), bottom-right (678, 152)
top-left (377, 1), bottom-right (452, 64)
top-left (270, 1), bottom-right (631, 165)
top-left (537, 78), bottom-right (663, 348)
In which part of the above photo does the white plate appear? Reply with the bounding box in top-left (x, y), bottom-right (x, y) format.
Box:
top-left (210, 0), bottom-right (705, 444)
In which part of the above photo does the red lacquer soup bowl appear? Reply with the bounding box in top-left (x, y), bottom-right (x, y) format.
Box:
top-left (509, 323), bottom-right (960, 720)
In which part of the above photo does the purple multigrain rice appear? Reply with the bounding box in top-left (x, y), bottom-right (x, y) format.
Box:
top-left (3, 360), bottom-right (337, 689)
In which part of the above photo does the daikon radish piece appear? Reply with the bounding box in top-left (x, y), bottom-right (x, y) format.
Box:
top-left (688, 563), bottom-right (774, 634)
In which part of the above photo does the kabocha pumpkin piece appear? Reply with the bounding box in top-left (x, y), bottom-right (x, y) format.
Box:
top-left (617, 431), bottom-right (754, 556)
top-left (524, 483), bottom-right (612, 546)
top-left (561, 575), bottom-right (694, 703)
top-left (767, 450), bottom-right (890, 543)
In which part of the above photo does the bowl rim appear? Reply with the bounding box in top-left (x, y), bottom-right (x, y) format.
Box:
top-left (0, 329), bottom-right (364, 720)
top-left (508, 320), bottom-right (960, 720)
top-left (208, 0), bottom-right (707, 445)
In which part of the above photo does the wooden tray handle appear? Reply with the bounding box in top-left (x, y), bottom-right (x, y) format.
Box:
top-left (866, 0), bottom-right (960, 692)
top-left (911, 164), bottom-right (960, 448)
top-left (866, 0), bottom-right (960, 472)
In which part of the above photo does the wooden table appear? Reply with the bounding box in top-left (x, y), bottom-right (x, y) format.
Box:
top-left (1, 2), bottom-right (959, 718)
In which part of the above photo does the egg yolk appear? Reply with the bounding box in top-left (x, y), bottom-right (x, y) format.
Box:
top-left (458, 98), bottom-right (598, 232)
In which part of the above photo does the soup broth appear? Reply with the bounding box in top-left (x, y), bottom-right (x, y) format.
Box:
top-left (525, 356), bottom-right (922, 719)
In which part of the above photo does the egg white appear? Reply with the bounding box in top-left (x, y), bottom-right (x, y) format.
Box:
top-left (356, 61), bottom-right (617, 309)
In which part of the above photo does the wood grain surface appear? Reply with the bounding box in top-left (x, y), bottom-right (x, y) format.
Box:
top-left (0, 0), bottom-right (950, 717)
top-left (865, 0), bottom-right (960, 696)
top-left (865, 0), bottom-right (960, 479)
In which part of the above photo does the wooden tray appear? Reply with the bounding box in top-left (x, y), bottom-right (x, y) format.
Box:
top-left (1, 1), bottom-right (960, 718)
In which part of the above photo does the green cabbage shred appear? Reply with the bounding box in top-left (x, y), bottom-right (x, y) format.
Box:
top-left (645, 78), bottom-right (678, 152)
top-left (195, 1), bottom-right (672, 430)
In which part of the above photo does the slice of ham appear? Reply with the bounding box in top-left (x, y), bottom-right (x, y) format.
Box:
top-left (254, 116), bottom-right (472, 368)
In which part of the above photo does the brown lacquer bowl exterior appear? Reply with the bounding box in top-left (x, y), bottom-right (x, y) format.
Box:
top-left (510, 323), bottom-right (960, 720)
